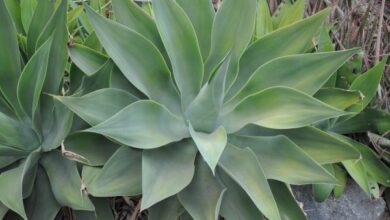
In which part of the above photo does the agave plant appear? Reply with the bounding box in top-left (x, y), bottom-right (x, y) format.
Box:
top-left (0, 1), bottom-right (97, 219)
top-left (58, 0), bottom-right (390, 219)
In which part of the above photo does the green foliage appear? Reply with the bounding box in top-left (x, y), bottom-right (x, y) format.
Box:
top-left (0, 1), bottom-right (96, 219)
top-left (0, 0), bottom-right (389, 219)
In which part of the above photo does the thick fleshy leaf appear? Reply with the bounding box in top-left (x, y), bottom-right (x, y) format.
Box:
top-left (68, 44), bottom-right (108, 76)
top-left (112, 0), bottom-right (164, 52)
top-left (332, 134), bottom-right (390, 187)
top-left (20, 0), bottom-right (37, 33)
top-left (238, 125), bottom-right (360, 164)
top-left (86, 101), bottom-right (188, 149)
top-left (227, 8), bottom-right (330, 99)
top-left (40, 151), bottom-right (94, 211)
top-left (141, 140), bottom-right (197, 210)
top-left (348, 58), bottom-right (387, 112)
top-left (148, 196), bottom-right (184, 220)
top-left (25, 167), bottom-right (61, 220)
top-left (333, 164), bottom-right (347, 198)
top-left (314, 88), bottom-right (363, 110)
top-left (0, 150), bottom-right (40, 220)
top-left (83, 147), bottom-right (142, 197)
top-left (225, 49), bottom-right (358, 108)
top-left (56, 88), bottom-right (137, 126)
top-left (110, 66), bottom-right (146, 99)
top-left (17, 39), bottom-right (51, 118)
top-left (204, 0), bottom-right (257, 87)
top-left (26, 0), bottom-right (55, 55)
top-left (313, 164), bottom-right (335, 202)
top-left (41, 100), bottom-right (74, 151)
top-left (0, 202), bottom-right (7, 219)
top-left (218, 144), bottom-right (280, 220)
top-left (269, 180), bottom-right (306, 220)
top-left (63, 132), bottom-right (120, 166)
top-left (42, 0), bottom-right (68, 95)
top-left (75, 60), bottom-right (113, 95)
top-left (35, 0), bottom-right (67, 50)
top-left (219, 169), bottom-right (264, 220)
top-left (222, 87), bottom-right (347, 132)
top-left (228, 135), bottom-right (337, 184)
top-left (85, 6), bottom-right (181, 114)
top-left (254, 0), bottom-right (273, 39)
top-left (176, 0), bottom-right (215, 60)
top-left (73, 198), bottom-right (114, 220)
top-left (4, 0), bottom-right (24, 34)
top-left (152, 0), bottom-right (203, 108)
top-left (272, 0), bottom-right (305, 29)
top-left (0, 112), bottom-right (38, 149)
top-left (178, 158), bottom-right (226, 220)
top-left (185, 54), bottom-right (231, 131)
top-left (189, 124), bottom-right (227, 173)
top-left (0, 0), bottom-right (22, 111)
top-left (330, 108), bottom-right (390, 134)
top-left (342, 159), bottom-right (378, 198)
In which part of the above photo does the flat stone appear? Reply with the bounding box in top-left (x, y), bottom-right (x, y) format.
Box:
top-left (292, 179), bottom-right (388, 220)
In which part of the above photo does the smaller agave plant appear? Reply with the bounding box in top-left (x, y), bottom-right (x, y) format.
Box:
top-left (59, 0), bottom-right (389, 219)
top-left (0, 1), bottom-right (95, 219)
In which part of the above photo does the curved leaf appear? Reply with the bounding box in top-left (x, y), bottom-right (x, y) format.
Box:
top-left (112, 0), bottom-right (164, 52)
top-left (185, 54), bottom-right (231, 131)
top-left (333, 164), bottom-right (347, 198)
top-left (226, 49), bottom-right (358, 108)
top-left (332, 134), bottom-right (390, 187)
top-left (40, 151), bottom-right (94, 211)
top-left (348, 58), bottom-right (387, 112)
top-left (313, 164), bottom-right (335, 202)
top-left (219, 169), bottom-right (264, 220)
top-left (141, 140), bottom-right (197, 210)
top-left (238, 125), bottom-right (360, 164)
top-left (227, 8), bottom-right (330, 100)
top-left (26, 0), bottom-right (55, 55)
top-left (218, 144), bottom-right (280, 220)
top-left (330, 108), bottom-right (390, 134)
top-left (152, 0), bottom-right (203, 108)
top-left (204, 0), bottom-right (257, 87)
top-left (83, 147), bottom-right (142, 197)
top-left (314, 88), bottom-right (363, 110)
top-left (17, 39), bottom-right (51, 118)
top-left (254, 0), bottom-right (273, 39)
top-left (20, 0), bottom-right (37, 33)
top-left (25, 167), bottom-right (61, 220)
top-left (222, 87), bottom-right (347, 132)
top-left (272, 0), bottom-right (305, 29)
top-left (68, 44), bottom-right (108, 76)
top-left (189, 124), bottom-right (227, 173)
top-left (149, 196), bottom-right (184, 220)
top-left (228, 135), bottom-right (337, 184)
top-left (56, 88), bottom-right (138, 126)
top-left (0, 150), bottom-right (40, 220)
top-left (269, 180), bottom-right (306, 220)
top-left (177, 0), bottom-right (215, 60)
top-left (85, 5), bottom-right (181, 114)
top-left (0, 0), bottom-right (22, 111)
top-left (86, 100), bottom-right (188, 149)
top-left (63, 132), bottom-right (120, 166)
top-left (41, 100), bottom-right (74, 151)
top-left (178, 157), bottom-right (226, 220)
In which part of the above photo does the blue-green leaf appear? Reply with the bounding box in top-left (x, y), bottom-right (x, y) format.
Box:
top-left (141, 140), bottom-right (197, 210)
top-left (85, 5), bottom-right (181, 114)
top-left (152, 0), bottom-right (203, 108)
top-left (189, 124), bottom-right (227, 174)
top-left (86, 101), bottom-right (188, 149)
top-left (219, 144), bottom-right (280, 220)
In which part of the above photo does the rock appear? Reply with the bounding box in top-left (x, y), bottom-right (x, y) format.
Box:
top-left (292, 179), bottom-right (388, 220)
